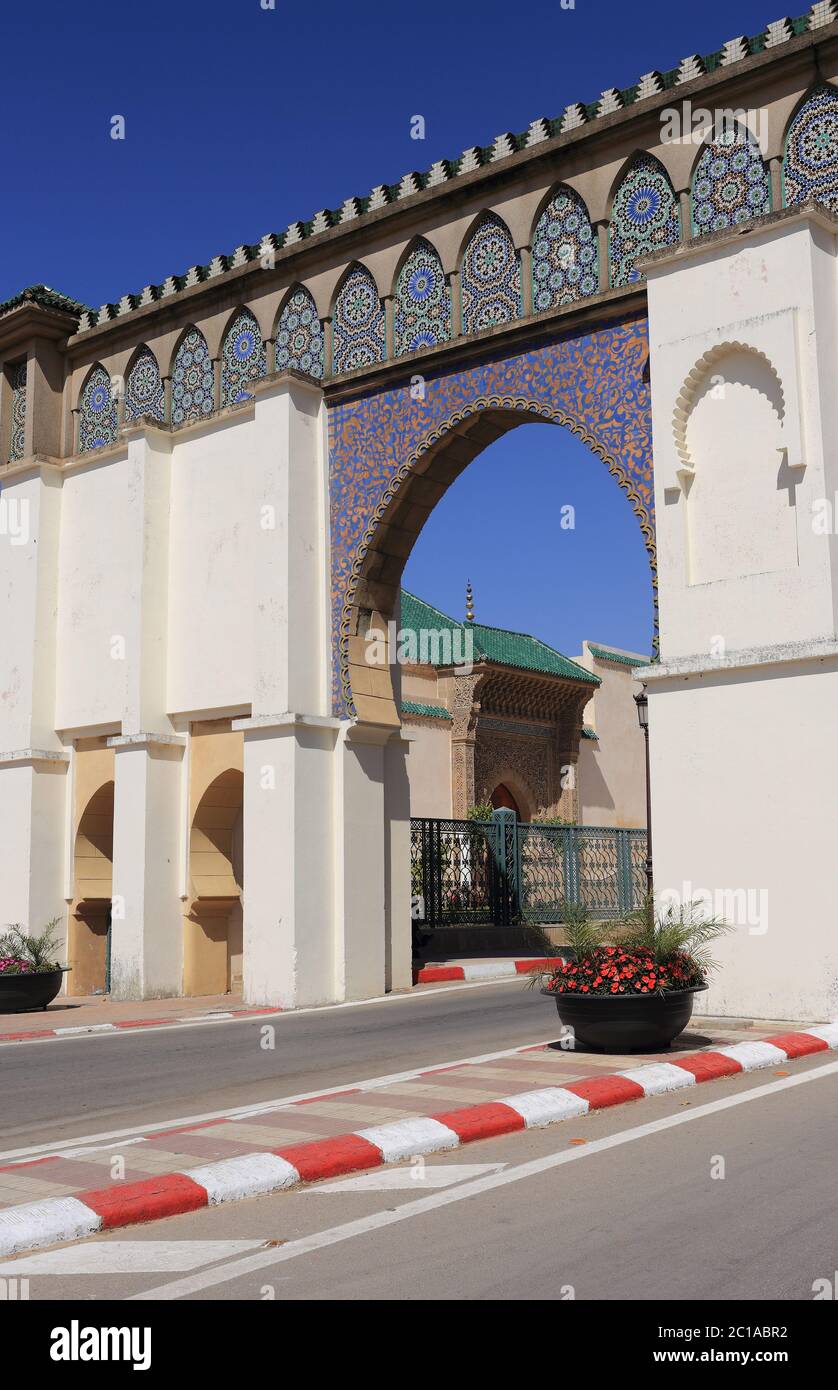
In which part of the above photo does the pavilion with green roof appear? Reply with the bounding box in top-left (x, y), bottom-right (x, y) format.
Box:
top-left (398, 590), bottom-right (648, 827)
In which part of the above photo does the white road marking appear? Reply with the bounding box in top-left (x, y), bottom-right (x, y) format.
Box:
top-left (0, 1036), bottom-right (557, 1166)
top-left (0, 1239), bottom-right (266, 1276)
top-left (129, 1057), bottom-right (838, 1301)
top-left (0, 975), bottom-right (529, 1051)
top-left (307, 1163), bottom-right (507, 1193)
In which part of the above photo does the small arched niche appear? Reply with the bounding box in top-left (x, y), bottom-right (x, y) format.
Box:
top-left (675, 344), bottom-right (797, 586)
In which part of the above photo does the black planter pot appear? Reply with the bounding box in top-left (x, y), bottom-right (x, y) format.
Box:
top-left (542, 983), bottom-right (707, 1052)
top-left (0, 969), bottom-right (66, 1014)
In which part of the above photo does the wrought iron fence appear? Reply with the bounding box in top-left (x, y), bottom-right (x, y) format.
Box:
top-left (411, 814), bottom-right (647, 928)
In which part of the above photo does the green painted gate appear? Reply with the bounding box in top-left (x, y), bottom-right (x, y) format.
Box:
top-left (411, 812), bottom-right (647, 928)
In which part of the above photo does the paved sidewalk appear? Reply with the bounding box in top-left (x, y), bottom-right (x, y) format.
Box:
top-left (0, 992), bottom-right (277, 1042)
top-left (0, 1018), bottom-right (793, 1213)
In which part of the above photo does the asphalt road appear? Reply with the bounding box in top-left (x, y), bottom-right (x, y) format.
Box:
top-left (7, 1051), bottom-right (837, 1305)
top-left (0, 980), bottom-right (550, 1149)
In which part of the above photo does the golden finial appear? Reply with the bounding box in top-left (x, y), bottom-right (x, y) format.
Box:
top-left (465, 580), bottom-right (475, 623)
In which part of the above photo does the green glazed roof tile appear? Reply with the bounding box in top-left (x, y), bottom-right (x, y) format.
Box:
top-left (587, 642), bottom-right (649, 668)
top-left (400, 590), bottom-right (598, 684)
top-left (0, 283), bottom-right (90, 319)
top-left (401, 701), bottom-right (452, 720)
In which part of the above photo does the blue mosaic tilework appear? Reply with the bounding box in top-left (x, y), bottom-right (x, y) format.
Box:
top-left (78, 364), bottom-right (118, 452)
top-left (609, 155), bottom-right (681, 286)
top-left (394, 239), bottom-right (451, 355)
top-left (532, 187), bottom-right (599, 310)
top-left (221, 308), bottom-right (267, 406)
top-left (171, 327), bottom-right (214, 426)
top-left (460, 214), bottom-right (522, 333)
top-left (332, 265), bottom-right (386, 374)
top-left (691, 125), bottom-right (771, 235)
top-left (275, 286), bottom-right (324, 379)
top-left (783, 84), bottom-right (838, 210)
top-left (124, 346), bottom-right (165, 423)
top-left (9, 360), bottom-right (27, 460)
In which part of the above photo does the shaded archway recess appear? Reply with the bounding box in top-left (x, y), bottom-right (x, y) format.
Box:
top-left (69, 780), bottom-right (115, 995)
top-left (184, 767), bottom-right (244, 997)
top-left (491, 783), bottom-right (522, 818)
top-left (328, 320), bottom-right (654, 721)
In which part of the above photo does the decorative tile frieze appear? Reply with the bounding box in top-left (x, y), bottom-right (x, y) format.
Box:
top-left (598, 89), bottom-right (623, 116)
top-left (721, 36), bottom-right (749, 64)
top-left (636, 72), bottom-right (663, 100)
top-left (677, 54), bottom-right (705, 83)
top-left (526, 118), bottom-right (550, 146)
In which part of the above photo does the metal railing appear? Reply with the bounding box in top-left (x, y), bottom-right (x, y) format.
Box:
top-left (411, 813), bottom-right (647, 927)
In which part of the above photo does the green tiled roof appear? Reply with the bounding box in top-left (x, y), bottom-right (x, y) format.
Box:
top-left (0, 284), bottom-right (90, 319)
top-left (401, 590), bottom-right (598, 685)
top-left (587, 643), bottom-right (649, 668)
top-left (400, 592), bottom-right (464, 651)
top-left (401, 701), bottom-right (452, 721)
top-left (582, 725), bottom-right (599, 740)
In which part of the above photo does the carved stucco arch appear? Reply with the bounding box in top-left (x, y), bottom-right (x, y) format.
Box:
top-left (328, 318), bottom-right (656, 721)
top-left (481, 766), bottom-right (535, 823)
top-left (673, 340), bottom-right (786, 472)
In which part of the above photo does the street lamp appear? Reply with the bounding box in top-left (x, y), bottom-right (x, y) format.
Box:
top-left (634, 686), bottom-right (653, 902)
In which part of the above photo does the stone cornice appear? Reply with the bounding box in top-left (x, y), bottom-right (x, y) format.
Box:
top-left (638, 635), bottom-right (838, 682)
top-left (0, 300), bottom-right (81, 356)
top-left (0, 748), bottom-right (69, 768)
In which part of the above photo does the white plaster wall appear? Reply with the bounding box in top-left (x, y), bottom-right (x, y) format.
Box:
top-left (167, 417), bottom-right (258, 716)
top-left (645, 212), bottom-right (838, 1022)
top-left (335, 729), bottom-right (387, 1002)
top-left (54, 453), bottom-right (134, 731)
top-left (241, 721), bottom-right (337, 1009)
top-left (0, 468), bottom-right (63, 749)
top-left (649, 662), bottom-right (838, 1023)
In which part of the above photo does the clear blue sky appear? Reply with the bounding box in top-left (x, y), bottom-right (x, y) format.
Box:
top-left (1, 0), bottom-right (777, 656)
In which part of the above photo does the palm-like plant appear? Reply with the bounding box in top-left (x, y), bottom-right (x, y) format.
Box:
top-left (617, 898), bottom-right (732, 979)
top-left (559, 899), bottom-right (610, 963)
top-left (0, 919), bottom-right (65, 973)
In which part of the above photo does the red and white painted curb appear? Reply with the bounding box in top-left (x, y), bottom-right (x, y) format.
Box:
top-left (1, 1023), bottom-right (835, 1259)
top-left (0, 1007), bottom-right (282, 1046)
top-left (416, 957), bottom-right (563, 984)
